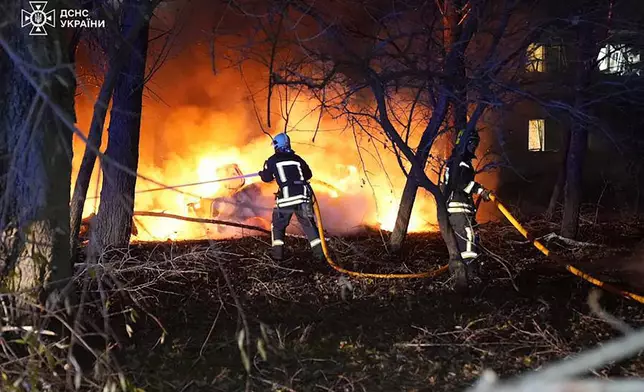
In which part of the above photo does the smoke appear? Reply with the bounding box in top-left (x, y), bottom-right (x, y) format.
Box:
top-left (70, 15), bottom-right (497, 241)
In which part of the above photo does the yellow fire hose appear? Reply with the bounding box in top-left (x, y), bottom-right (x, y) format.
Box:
top-left (487, 193), bottom-right (644, 304)
top-left (311, 192), bottom-right (449, 279)
top-left (311, 190), bottom-right (644, 304)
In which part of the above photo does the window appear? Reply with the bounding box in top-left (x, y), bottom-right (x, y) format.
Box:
top-left (526, 43), bottom-right (545, 72)
top-left (598, 44), bottom-right (641, 75)
top-left (528, 119), bottom-right (545, 151)
top-left (526, 43), bottom-right (568, 73)
top-left (547, 45), bottom-right (567, 72)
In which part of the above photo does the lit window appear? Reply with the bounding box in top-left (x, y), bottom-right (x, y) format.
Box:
top-left (527, 43), bottom-right (545, 72)
top-left (598, 44), bottom-right (641, 75)
top-left (528, 119), bottom-right (545, 151)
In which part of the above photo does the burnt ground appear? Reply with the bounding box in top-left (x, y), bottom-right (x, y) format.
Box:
top-left (94, 218), bottom-right (644, 392)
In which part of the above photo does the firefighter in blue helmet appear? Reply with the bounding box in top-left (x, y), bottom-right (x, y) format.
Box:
top-left (259, 133), bottom-right (324, 261)
top-left (442, 129), bottom-right (491, 290)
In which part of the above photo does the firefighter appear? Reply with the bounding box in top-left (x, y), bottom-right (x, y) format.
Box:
top-left (259, 132), bottom-right (324, 261)
top-left (442, 129), bottom-right (491, 289)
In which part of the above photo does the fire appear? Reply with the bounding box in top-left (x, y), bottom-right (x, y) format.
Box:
top-left (70, 58), bottom-right (472, 242)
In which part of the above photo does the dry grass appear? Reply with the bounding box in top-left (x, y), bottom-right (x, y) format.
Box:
top-left (2, 218), bottom-right (644, 391)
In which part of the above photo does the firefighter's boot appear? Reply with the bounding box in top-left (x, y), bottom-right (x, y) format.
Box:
top-left (449, 258), bottom-right (469, 293)
top-left (271, 245), bottom-right (284, 261)
top-left (465, 261), bottom-right (481, 285)
top-left (312, 243), bottom-right (324, 260)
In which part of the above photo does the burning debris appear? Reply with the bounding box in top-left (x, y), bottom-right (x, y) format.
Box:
top-left (184, 163), bottom-right (359, 235)
top-left (187, 165), bottom-right (275, 232)
top-left (187, 182), bottom-right (274, 231)
top-left (216, 163), bottom-right (246, 191)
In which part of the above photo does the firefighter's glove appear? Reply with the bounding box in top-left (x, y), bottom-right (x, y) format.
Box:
top-left (480, 189), bottom-right (492, 201)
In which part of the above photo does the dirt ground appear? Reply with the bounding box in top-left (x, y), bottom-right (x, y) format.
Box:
top-left (100, 219), bottom-right (644, 391)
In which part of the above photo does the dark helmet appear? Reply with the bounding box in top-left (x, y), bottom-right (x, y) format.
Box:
top-left (455, 129), bottom-right (480, 157)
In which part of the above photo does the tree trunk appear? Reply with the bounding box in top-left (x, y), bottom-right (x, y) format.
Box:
top-left (69, 6), bottom-right (156, 260)
top-left (0, 0), bottom-right (76, 299)
top-left (388, 164), bottom-right (461, 263)
top-left (389, 95), bottom-right (450, 252)
top-left (561, 23), bottom-right (595, 239)
top-left (561, 124), bottom-right (588, 238)
top-left (434, 192), bottom-right (462, 263)
top-left (91, 0), bottom-right (151, 254)
top-left (69, 77), bottom-right (112, 256)
top-left (445, 0), bottom-right (468, 135)
top-left (388, 0), bottom-right (467, 253)
top-left (546, 128), bottom-right (571, 219)
top-left (388, 170), bottom-right (421, 251)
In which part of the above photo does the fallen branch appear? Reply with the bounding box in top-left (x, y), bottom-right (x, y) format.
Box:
top-left (506, 239), bottom-right (531, 245)
top-left (479, 243), bottom-right (519, 292)
top-left (542, 233), bottom-right (601, 248)
top-left (505, 233), bottom-right (600, 248)
top-left (133, 211), bottom-right (271, 234)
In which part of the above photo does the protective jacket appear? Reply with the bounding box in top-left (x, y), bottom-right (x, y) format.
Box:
top-left (443, 157), bottom-right (484, 214)
top-left (443, 156), bottom-right (485, 263)
top-left (259, 151), bottom-right (313, 208)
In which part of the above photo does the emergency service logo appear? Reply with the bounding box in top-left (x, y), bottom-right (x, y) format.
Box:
top-left (21, 1), bottom-right (55, 36)
top-left (21, 2), bottom-right (105, 36)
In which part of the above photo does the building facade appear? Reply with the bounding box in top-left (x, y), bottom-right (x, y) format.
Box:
top-left (491, 26), bottom-right (644, 217)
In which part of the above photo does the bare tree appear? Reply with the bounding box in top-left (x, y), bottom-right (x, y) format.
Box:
top-left (546, 129), bottom-right (570, 219)
top-left (69, 0), bottom-right (159, 259)
top-left (388, 0), bottom-right (475, 252)
top-left (88, 0), bottom-right (156, 254)
top-left (0, 0), bottom-right (76, 299)
top-left (558, 1), bottom-right (611, 238)
top-left (229, 0), bottom-right (543, 265)
top-left (532, 0), bottom-right (644, 236)
top-left (558, 0), bottom-right (644, 237)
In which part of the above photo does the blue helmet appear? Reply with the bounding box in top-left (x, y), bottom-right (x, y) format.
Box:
top-left (272, 133), bottom-right (292, 152)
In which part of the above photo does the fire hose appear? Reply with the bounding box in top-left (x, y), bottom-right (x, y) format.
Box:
top-left (312, 189), bottom-right (644, 304)
top-left (310, 189), bottom-right (449, 279)
top-left (132, 173), bottom-right (261, 195)
top-left (127, 171), bottom-right (644, 303)
top-left (487, 193), bottom-right (644, 304)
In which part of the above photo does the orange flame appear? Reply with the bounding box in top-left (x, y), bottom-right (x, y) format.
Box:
top-left (71, 60), bottom-right (495, 242)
